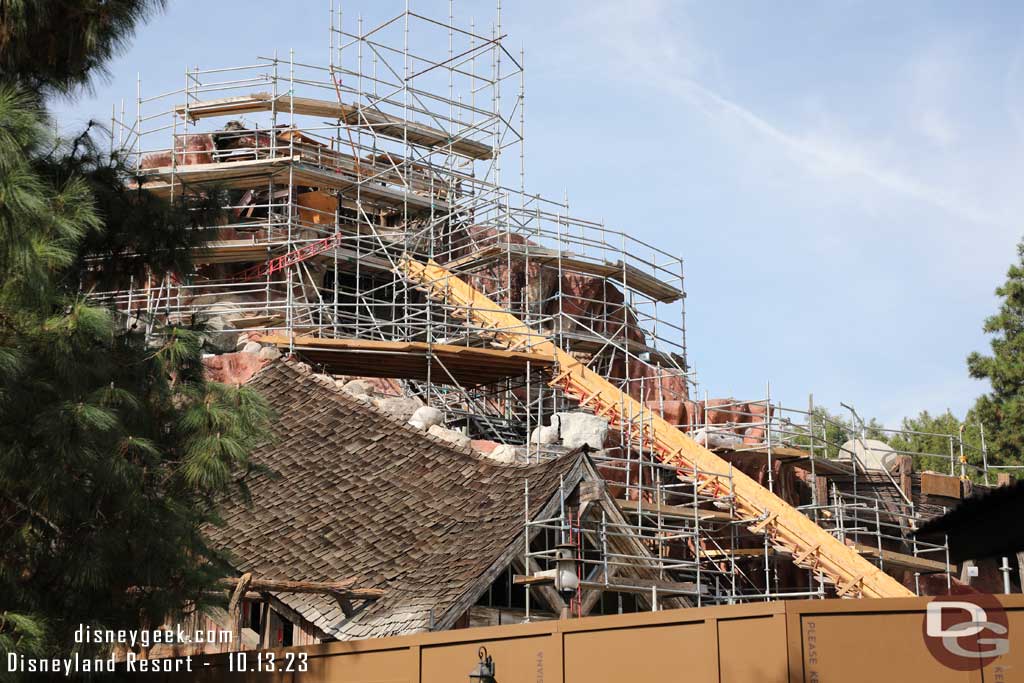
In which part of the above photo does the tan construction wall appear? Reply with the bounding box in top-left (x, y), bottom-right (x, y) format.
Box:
top-left (135, 595), bottom-right (1024, 682)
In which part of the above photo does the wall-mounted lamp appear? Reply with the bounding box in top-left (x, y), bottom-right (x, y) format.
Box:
top-left (469, 646), bottom-right (496, 683)
top-left (554, 542), bottom-right (580, 598)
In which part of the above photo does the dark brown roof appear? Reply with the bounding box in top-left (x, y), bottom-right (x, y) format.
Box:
top-left (206, 361), bottom-right (582, 640)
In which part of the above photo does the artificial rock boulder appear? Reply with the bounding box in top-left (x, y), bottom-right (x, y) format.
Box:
top-left (486, 444), bottom-right (517, 464)
top-left (428, 424), bottom-right (471, 450)
top-left (258, 345), bottom-right (282, 362)
top-left (341, 378), bottom-right (374, 398)
top-left (374, 396), bottom-right (423, 421)
top-left (530, 413), bottom-right (610, 450)
top-left (529, 423), bottom-right (559, 445)
top-left (555, 412), bottom-right (609, 450)
top-left (409, 406), bottom-right (444, 431)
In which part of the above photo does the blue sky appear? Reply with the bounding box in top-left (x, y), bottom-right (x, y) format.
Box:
top-left (53, 1), bottom-right (1024, 425)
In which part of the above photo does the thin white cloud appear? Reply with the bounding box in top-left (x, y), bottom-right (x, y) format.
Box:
top-left (580, 0), bottom-right (1005, 230)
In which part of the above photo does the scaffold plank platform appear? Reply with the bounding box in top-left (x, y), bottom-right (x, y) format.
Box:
top-left (137, 157), bottom-right (449, 211)
top-left (446, 244), bottom-right (683, 303)
top-left (260, 335), bottom-right (555, 386)
top-left (172, 92), bottom-right (495, 160)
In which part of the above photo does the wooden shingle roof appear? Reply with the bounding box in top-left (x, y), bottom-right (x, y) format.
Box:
top-left (206, 361), bottom-right (582, 640)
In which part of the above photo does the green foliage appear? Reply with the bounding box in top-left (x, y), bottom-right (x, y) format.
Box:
top-left (0, 2), bottom-right (273, 668)
top-left (791, 407), bottom-right (885, 459)
top-left (967, 240), bottom-right (1024, 471)
top-left (0, 612), bottom-right (46, 683)
top-left (0, 0), bottom-right (166, 96)
top-left (886, 409), bottom-right (982, 477)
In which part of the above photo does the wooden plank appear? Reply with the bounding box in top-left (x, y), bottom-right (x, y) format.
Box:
top-left (897, 455), bottom-right (913, 501)
top-left (512, 574), bottom-right (556, 586)
top-left (699, 548), bottom-right (768, 559)
top-left (920, 471), bottom-right (962, 499)
top-left (778, 456), bottom-right (853, 476)
top-left (261, 334), bottom-right (555, 364)
top-left (559, 331), bottom-right (681, 367)
top-left (467, 606), bottom-right (554, 628)
top-left (228, 315), bottom-right (286, 329)
top-left (173, 92), bottom-right (495, 160)
top-left (852, 543), bottom-right (951, 574)
top-left (217, 576), bottom-right (384, 600)
top-left (613, 498), bottom-right (732, 521)
top-left (814, 476), bottom-right (829, 507)
top-left (717, 445), bottom-right (812, 459)
top-left (290, 162), bottom-right (448, 211)
top-left (579, 576), bottom-right (701, 596)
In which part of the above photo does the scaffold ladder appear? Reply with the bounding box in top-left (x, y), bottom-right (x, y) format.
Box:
top-left (398, 257), bottom-right (913, 599)
top-left (235, 232), bottom-right (345, 281)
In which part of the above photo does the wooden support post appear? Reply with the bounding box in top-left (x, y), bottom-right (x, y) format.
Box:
top-left (1016, 553), bottom-right (1024, 593)
top-left (229, 572), bottom-right (253, 651)
top-left (897, 455), bottom-right (913, 501)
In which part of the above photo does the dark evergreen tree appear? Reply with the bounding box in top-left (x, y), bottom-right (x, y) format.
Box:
top-left (967, 240), bottom-right (1024, 470)
top-left (0, 2), bottom-right (272, 672)
top-left (0, 0), bottom-right (166, 96)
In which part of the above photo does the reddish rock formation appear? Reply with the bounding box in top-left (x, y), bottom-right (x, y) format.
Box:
top-left (470, 439), bottom-right (499, 454)
top-left (140, 132), bottom-right (215, 169)
top-left (203, 352), bottom-right (267, 385)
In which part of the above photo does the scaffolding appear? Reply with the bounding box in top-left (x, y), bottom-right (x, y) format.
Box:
top-left (519, 395), bottom-right (970, 612)
top-left (94, 2), bottom-right (689, 447)
top-left (91, 2), bottom-right (1004, 616)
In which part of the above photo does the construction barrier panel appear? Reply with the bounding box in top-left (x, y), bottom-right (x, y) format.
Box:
top-left (122, 595), bottom-right (1023, 682)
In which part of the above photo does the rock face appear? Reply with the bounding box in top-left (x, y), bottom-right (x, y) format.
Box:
top-left (241, 341), bottom-right (262, 354)
top-left (470, 439), bottom-right (500, 454)
top-left (408, 406), bottom-right (444, 431)
top-left (649, 398), bottom-right (774, 446)
top-left (203, 311), bottom-right (241, 352)
top-left (140, 132), bottom-right (215, 169)
top-left (203, 352), bottom-right (267, 385)
top-left (428, 424), bottom-right (471, 450)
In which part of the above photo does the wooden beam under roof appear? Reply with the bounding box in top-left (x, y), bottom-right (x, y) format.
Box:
top-left (172, 92), bottom-right (495, 160)
top-left (852, 543), bottom-right (953, 574)
top-left (135, 156), bottom-right (449, 212)
top-left (217, 576), bottom-right (384, 600)
top-left (612, 498), bottom-right (733, 521)
top-left (260, 334), bottom-right (555, 387)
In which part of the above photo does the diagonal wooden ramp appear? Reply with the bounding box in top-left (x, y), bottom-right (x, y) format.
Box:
top-left (398, 258), bottom-right (913, 599)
